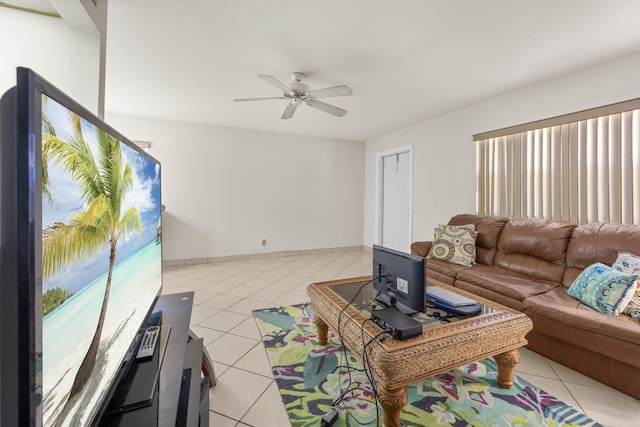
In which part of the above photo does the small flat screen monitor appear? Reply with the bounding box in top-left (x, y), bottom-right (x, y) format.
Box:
top-left (372, 245), bottom-right (426, 315)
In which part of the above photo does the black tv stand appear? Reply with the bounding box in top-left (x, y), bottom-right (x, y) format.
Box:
top-left (98, 292), bottom-right (210, 426)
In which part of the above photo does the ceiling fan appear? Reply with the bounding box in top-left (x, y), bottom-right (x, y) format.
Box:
top-left (233, 72), bottom-right (353, 119)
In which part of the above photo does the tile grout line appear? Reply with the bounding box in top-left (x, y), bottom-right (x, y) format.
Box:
top-left (206, 340), bottom-right (274, 425)
top-left (544, 355), bottom-right (592, 417)
top-left (208, 409), bottom-right (242, 425)
top-left (236, 380), bottom-right (275, 427)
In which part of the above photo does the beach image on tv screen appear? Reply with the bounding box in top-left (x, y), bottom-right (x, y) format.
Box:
top-left (40, 95), bottom-right (162, 426)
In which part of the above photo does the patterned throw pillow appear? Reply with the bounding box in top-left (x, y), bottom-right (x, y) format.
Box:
top-left (427, 224), bottom-right (477, 267)
top-left (612, 251), bottom-right (640, 318)
top-left (566, 262), bottom-right (637, 316)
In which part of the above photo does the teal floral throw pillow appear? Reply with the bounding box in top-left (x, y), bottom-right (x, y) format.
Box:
top-left (612, 252), bottom-right (640, 318)
top-left (567, 262), bottom-right (637, 316)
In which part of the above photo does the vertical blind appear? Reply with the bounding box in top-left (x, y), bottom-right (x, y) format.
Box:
top-left (474, 99), bottom-right (640, 225)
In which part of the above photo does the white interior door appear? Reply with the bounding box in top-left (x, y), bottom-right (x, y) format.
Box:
top-left (381, 151), bottom-right (411, 252)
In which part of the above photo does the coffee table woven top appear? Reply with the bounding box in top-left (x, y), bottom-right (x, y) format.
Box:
top-left (307, 276), bottom-right (533, 388)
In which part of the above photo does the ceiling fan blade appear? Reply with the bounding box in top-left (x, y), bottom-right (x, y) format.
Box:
top-left (233, 96), bottom-right (286, 102)
top-left (259, 74), bottom-right (295, 96)
top-left (281, 102), bottom-right (298, 120)
top-left (307, 85), bottom-right (353, 98)
top-left (306, 99), bottom-right (347, 117)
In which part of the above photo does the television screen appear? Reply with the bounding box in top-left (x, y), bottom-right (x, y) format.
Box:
top-left (41, 94), bottom-right (162, 425)
top-left (0, 68), bottom-right (162, 426)
top-left (372, 244), bottom-right (426, 315)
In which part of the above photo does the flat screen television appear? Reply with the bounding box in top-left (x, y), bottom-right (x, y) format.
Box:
top-left (0, 67), bottom-right (163, 426)
top-left (372, 245), bottom-right (426, 315)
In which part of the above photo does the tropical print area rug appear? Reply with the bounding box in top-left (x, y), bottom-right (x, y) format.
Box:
top-left (252, 304), bottom-right (602, 427)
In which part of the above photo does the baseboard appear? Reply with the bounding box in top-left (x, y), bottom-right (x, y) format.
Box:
top-left (163, 245), bottom-right (365, 268)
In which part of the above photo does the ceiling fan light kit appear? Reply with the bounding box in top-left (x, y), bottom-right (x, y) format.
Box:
top-left (233, 72), bottom-right (353, 120)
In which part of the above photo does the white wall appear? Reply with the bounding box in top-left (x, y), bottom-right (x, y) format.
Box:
top-left (364, 51), bottom-right (640, 247)
top-left (0, 6), bottom-right (101, 114)
top-left (106, 114), bottom-right (365, 261)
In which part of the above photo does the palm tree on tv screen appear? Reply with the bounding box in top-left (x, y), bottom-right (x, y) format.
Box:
top-left (42, 111), bottom-right (141, 398)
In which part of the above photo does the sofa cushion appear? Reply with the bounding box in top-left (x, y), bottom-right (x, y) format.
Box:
top-left (455, 265), bottom-right (559, 311)
top-left (425, 257), bottom-right (471, 286)
top-left (563, 222), bottom-right (640, 287)
top-left (494, 218), bottom-right (576, 283)
top-left (448, 214), bottom-right (508, 265)
top-left (612, 251), bottom-right (640, 318)
top-left (523, 287), bottom-right (640, 368)
top-left (566, 262), bottom-right (637, 316)
top-left (427, 224), bottom-right (477, 266)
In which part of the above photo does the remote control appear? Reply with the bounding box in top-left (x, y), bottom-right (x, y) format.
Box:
top-left (136, 326), bottom-right (160, 360)
top-left (124, 330), bottom-right (144, 362)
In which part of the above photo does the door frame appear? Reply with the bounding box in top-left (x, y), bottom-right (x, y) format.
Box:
top-left (374, 144), bottom-right (414, 248)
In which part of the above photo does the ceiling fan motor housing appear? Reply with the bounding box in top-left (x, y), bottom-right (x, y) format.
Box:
top-left (289, 72), bottom-right (305, 82)
top-left (287, 82), bottom-right (311, 96)
top-left (286, 72), bottom-right (309, 97)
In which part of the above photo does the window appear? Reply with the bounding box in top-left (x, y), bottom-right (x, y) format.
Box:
top-left (475, 99), bottom-right (640, 225)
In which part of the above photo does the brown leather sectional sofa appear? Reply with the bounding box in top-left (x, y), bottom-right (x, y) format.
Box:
top-left (411, 214), bottom-right (640, 399)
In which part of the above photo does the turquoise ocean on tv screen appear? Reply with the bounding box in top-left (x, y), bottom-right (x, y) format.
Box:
top-left (42, 239), bottom-right (161, 425)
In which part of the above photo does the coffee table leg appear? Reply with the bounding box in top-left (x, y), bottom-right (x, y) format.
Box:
top-left (494, 348), bottom-right (521, 388)
top-left (314, 317), bottom-right (329, 345)
top-left (377, 384), bottom-right (407, 427)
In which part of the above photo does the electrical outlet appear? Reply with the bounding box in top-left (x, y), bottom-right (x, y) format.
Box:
top-left (262, 239), bottom-right (267, 246)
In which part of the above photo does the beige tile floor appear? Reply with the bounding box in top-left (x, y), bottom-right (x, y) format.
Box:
top-left (162, 250), bottom-right (640, 427)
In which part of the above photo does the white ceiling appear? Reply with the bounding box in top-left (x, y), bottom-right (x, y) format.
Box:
top-left (44, 0), bottom-right (640, 141)
top-left (4, 0), bottom-right (57, 14)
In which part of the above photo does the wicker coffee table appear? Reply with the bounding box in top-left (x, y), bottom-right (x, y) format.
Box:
top-left (307, 276), bottom-right (533, 427)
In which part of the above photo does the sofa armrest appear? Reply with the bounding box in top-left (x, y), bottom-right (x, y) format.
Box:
top-left (411, 241), bottom-right (432, 257)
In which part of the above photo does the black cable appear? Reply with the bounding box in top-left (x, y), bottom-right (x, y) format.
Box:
top-left (332, 299), bottom-right (403, 427)
top-left (323, 275), bottom-right (404, 426)
top-left (331, 385), bottom-right (370, 407)
top-left (334, 365), bottom-right (367, 373)
top-left (330, 321), bottom-right (389, 426)
top-left (425, 302), bottom-right (455, 322)
top-left (362, 330), bottom-right (405, 427)
top-left (361, 324), bottom-right (388, 426)
top-left (335, 277), bottom-right (378, 403)
top-left (331, 277), bottom-right (382, 423)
